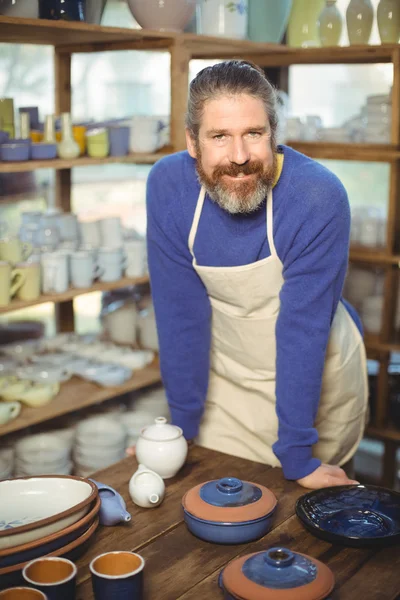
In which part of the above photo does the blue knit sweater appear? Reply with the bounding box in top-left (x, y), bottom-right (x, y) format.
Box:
top-left (146, 144), bottom-right (360, 480)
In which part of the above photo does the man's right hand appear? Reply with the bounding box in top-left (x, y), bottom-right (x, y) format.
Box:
top-left (296, 463), bottom-right (359, 490)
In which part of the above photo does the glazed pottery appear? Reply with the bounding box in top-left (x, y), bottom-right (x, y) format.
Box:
top-left (0, 402), bottom-right (21, 426)
top-left (0, 0), bottom-right (38, 18)
top-left (296, 484), bottom-right (400, 547)
top-left (0, 476), bottom-right (97, 550)
top-left (287, 0), bottom-right (324, 47)
top-left (85, 0), bottom-right (107, 24)
top-left (129, 464), bottom-right (165, 508)
top-left (0, 589), bottom-right (46, 599)
top-left (197, 0), bottom-right (248, 39)
top-left (135, 417), bottom-right (188, 479)
top-left (248, 0), bottom-right (292, 43)
top-left (318, 0), bottom-right (342, 46)
top-left (57, 113), bottom-right (80, 159)
top-left (377, 0), bottom-right (400, 43)
top-left (182, 476), bottom-right (277, 544)
top-left (39, 0), bottom-right (85, 21)
top-left (127, 0), bottom-right (196, 32)
top-left (219, 547), bottom-right (334, 600)
top-left (90, 551), bottom-right (144, 600)
top-left (346, 0), bottom-right (373, 45)
top-left (89, 480), bottom-right (131, 526)
top-left (23, 557), bottom-right (77, 600)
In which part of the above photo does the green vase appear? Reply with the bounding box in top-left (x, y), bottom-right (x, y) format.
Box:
top-left (248, 0), bottom-right (293, 43)
top-left (287, 0), bottom-right (325, 47)
top-left (318, 0), bottom-right (343, 46)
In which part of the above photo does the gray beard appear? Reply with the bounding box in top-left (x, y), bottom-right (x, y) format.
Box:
top-left (197, 173), bottom-right (271, 214)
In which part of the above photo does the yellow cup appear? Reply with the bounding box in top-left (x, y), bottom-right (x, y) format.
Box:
top-left (0, 262), bottom-right (26, 307)
top-left (30, 131), bottom-right (43, 143)
top-left (14, 262), bottom-right (41, 302)
top-left (73, 125), bottom-right (87, 156)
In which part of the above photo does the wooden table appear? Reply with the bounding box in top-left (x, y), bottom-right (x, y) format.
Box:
top-left (75, 446), bottom-right (400, 599)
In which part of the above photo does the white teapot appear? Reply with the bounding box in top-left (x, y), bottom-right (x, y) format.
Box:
top-left (129, 463), bottom-right (165, 508)
top-left (135, 417), bottom-right (188, 479)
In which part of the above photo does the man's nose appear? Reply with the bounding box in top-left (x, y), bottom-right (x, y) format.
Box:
top-left (229, 137), bottom-right (250, 165)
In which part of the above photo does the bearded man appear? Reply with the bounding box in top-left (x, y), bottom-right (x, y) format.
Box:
top-left (145, 60), bottom-right (368, 489)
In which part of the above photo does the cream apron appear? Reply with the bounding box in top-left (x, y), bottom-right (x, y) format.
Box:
top-left (188, 185), bottom-right (369, 468)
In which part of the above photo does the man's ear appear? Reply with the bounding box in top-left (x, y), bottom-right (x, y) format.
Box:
top-left (186, 129), bottom-right (197, 159)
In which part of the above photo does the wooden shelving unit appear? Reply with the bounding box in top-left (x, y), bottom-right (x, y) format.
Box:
top-left (0, 360), bottom-right (161, 437)
top-left (0, 275), bottom-right (149, 314)
top-left (1, 16), bottom-right (400, 484)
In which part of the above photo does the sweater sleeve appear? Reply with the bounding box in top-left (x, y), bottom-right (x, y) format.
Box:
top-left (146, 160), bottom-right (212, 440)
top-left (272, 169), bottom-right (351, 480)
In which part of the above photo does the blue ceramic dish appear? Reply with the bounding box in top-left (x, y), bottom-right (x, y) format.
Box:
top-left (218, 547), bottom-right (334, 600)
top-left (296, 484), bottom-right (400, 547)
top-left (182, 477), bottom-right (277, 545)
top-left (0, 142), bottom-right (30, 161)
top-left (30, 143), bottom-right (57, 160)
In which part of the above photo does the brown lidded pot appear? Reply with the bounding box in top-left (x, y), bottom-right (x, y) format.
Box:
top-left (219, 547), bottom-right (335, 600)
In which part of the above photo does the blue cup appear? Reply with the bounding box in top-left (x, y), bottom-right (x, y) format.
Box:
top-left (108, 126), bottom-right (130, 157)
top-left (90, 551), bottom-right (145, 600)
top-left (0, 589), bottom-right (47, 600)
top-left (23, 556), bottom-right (77, 600)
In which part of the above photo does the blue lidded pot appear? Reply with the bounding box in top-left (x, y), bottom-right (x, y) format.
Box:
top-left (219, 547), bottom-right (335, 599)
top-left (182, 477), bottom-right (277, 544)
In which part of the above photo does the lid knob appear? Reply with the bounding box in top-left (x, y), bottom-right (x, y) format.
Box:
top-left (155, 417), bottom-right (167, 426)
top-left (264, 548), bottom-right (295, 568)
top-left (216, 477), bottom-right (243, 494)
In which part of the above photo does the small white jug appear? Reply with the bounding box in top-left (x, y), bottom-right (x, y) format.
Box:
top-left (129, 463), bottom-right (165, 508)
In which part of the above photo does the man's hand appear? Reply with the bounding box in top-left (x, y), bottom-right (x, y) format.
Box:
top-left (296, 463), bottom-right (359, 490)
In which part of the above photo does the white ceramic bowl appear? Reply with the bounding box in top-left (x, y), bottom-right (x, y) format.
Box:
top-left (75, 416), bottom-right (126, 446)
top-left (0, 476), bottom-right (97, 550)
top-left (15, 433), bottom-right (71, 465)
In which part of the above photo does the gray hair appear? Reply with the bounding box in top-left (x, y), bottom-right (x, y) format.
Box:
top-left (185, 59), bottom-right (278, 146)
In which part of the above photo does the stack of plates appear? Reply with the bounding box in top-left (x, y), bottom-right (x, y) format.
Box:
top-left (73, 416), bottom-right (127, 478)
top-left (14, 433), bottom-right (73, 477)
top-left (0, 476), bottom-right (99, 588)
top-left (0, 456), bottom-right (13, 481)
top-left (362, 93), bottom-right (391, 144)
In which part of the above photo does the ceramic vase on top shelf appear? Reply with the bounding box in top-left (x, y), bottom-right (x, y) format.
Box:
top-left (127, 0), bottom-right (196, 32)
top-left (43, 115), bottom-right (56, 143)
top-left (318, 0), bottom-right (343, 46)
top-left (346, 0), bottom-right (374, 45)
top-left (377, 0), bottom-right (400, 43)
top-left (287, 0), bottom-right (325, 47)
top-left (197, 0), bottom-right (248, 39)
top-left (39, 0), bottom-right (86, 21)
top-left (247, 0), bottom-right (292, 43)
top-left (57, 113), bottom-right (80, 159)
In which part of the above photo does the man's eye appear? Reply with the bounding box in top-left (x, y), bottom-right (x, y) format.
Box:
top-left (213, 134), bottom-right (225, 140)
top-left (248, 131), bottom-right (261, 138)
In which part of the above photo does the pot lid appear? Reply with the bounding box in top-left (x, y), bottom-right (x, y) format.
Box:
top-left (140, 417), bottom-right (183, 441)
top-left (221, 548), bottom-right (335, 600)
top-left (182, 477), bottom-right (277, 523)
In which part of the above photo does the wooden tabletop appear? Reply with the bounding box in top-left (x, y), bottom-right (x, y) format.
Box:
top-left (75, 446), bottom-right (400, 599)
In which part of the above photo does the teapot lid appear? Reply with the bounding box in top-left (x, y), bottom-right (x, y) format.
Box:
top-left (221, 547), bottom-right (334, 600)
top-left (182, 477), bottom-right (277, 523)
top-left (140, 417), bottom-right (183, 441)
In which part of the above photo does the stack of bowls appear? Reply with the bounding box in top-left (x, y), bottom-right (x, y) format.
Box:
top-left (0, 475), bottom-right (100, 589)
top-left (14, 433), bottom-right (73, 477)
top-left (0, 456), bottom-right (13, 481)
top-left (123, 386), bottom-right (170, 448)
top-left (73, 416), bottom-right (127, 477)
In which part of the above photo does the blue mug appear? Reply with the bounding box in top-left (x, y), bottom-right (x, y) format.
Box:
top-left (23, 556), bottom-right (77, 600)
top-left (0, 589), bottom-right (47, 600)
top-left (90, 551), bottom-right (145, 600)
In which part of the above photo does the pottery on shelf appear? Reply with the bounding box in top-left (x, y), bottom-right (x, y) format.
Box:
top-left (89, 479), bottom-right (131, 526)
top-left (57, 113), bottom-right (80, 159)
top-left (248, 0), bottom-right (292, 43)
top-left (135, 417), bottom-right (188, 479)
top-left (318, 0), bottom-right (342, 46)
top-left (287, 0), bottom-right (325, 47)
top-left (196, 0), bottom-right (248, 39)
top-left (38, 0), bottom-right (86, 21)
top-left (0, 0), bottom-right (39, 18)
top-left (129, 464), bottom-right (165, 508)
top-left (346, 0), bottom-right (373, 45)
top-left (127, 0), bottom-right (196, 32)
top-left (377, 0), bottom-right (400, 43)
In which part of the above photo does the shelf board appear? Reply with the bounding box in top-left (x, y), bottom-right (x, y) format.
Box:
top-left (365, 335), bottom-right (400, 354)
top-left (0, 275), bottom-right (149, 314)
top-left (0, 151), bottom-right (171, 173)
top-left (289, 141), bottom-right (400, 162)
top-left (0, 360), bottom-right (161, 437)
top-left (366, 425), bottom-right (400, 443)
top-left (350, 248), bottom-right (400, 265)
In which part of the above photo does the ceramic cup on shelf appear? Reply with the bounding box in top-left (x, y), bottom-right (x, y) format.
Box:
top-left (97, 247), bottom-right (126, 283)
top-left (70, 250), bottom-right (103, 288)
top-left (23, 556), bottom-right (77, 600)
top-left (108, 125), bottom-right (130, 157)
top-left (98, 217), bottom-right (124, 248)
top-left (124, 239), bottom-right (146, 278)
top-left (90, 551), bottom-right (145, 600)
top-left (79, 220), bottom-right (101, 248)
top-left (41, 252), bottom-right (69, 294)
top-left (86, 127), bottom-right (110, 159)
top-left (0, 237), bottom-right (32, 265)
top-left (196, 0), bottom-right (248, 39)
top-left (129, 116), bottom-right (163, 153)
top-left (14, 261), bottom-right (41, 301)
top-left (0, 261), bottom-right (26, 307)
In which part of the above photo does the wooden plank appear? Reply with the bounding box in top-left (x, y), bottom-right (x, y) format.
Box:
top-left (0, 275), bottom-right (149, 314)
top-left (382, 439), bottom-right (398, 488)
top-left (0, 360), bottom-right (161, 437)
top-left (170, 41), bottom-right (190, 152)
top-left (350, 248), bottom-right (400, 265)
top-left (289, 141), bottom-right (400, 162)
top-left (0, 15), bottom-right (176, 46)
top-left (386, 162), bottom-right (400, 253)
top-left (0, 151), bottom-right (172, 173)
top-left (391, 49), bottom-right (400, 146)
top-left (366, 425), bottom-right (400, 442)
top-left (57, 39), bottom-right (173, 54)
top-left (75, 448), bottom-right (306, 597)
top-left (375, 351), bottom-right (390, 428)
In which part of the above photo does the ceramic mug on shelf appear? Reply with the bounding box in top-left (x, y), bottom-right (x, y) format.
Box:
top-left (98, 217), bottom-right (124, 248)
top-left (97, 247), bottom-right (126, 283)
top-left (41, 253), bottom-right (69, 294)
top-left (79, 220), bottom-right (102, 248)
top-left (0, 401), bottom-right (21, 425)
top-left (0, 237), bottom-right (32, 265)
top-left (124, 240), bottom-right (146, 278)
top-left (0, 261), bottom-right (26, 307)
top-left (14, 261), bottom-right (41, 301)
top-left (70, 250), bottom-right (103, 288)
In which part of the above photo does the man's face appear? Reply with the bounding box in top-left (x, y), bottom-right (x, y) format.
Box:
top-left (186, 93), bottom-right (276, 214)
